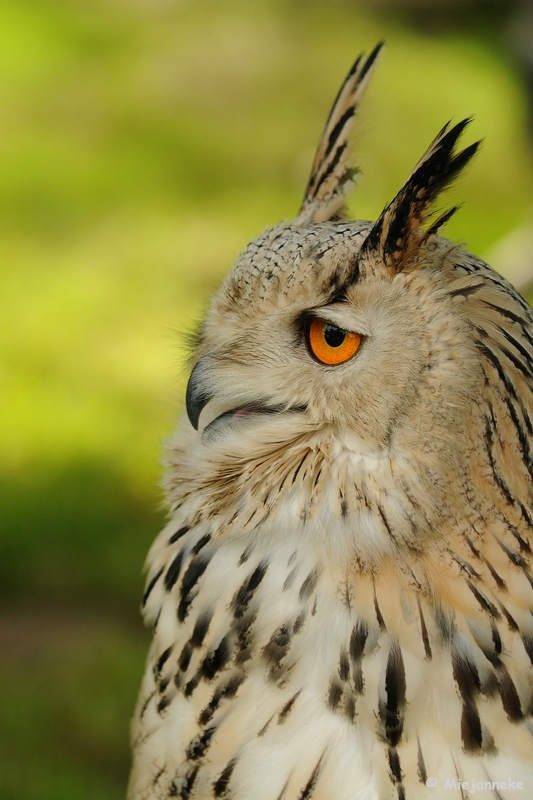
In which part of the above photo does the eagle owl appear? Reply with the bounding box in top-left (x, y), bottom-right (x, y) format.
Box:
top-left (128, 45), bottom-right (533, 799)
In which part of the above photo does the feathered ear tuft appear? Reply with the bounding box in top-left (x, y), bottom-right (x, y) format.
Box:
top-left (294, 42), bottom-right (384, 226)
top-left (358, 118), bottom-right (480, 276)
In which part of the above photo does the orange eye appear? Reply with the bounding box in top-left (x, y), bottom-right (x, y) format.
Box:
top-left (307, 319), bottom-right (361, 365)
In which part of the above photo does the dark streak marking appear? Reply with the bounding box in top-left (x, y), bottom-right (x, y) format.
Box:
top-left (283, 567), bottom-right (297, 591)
top-left (496, 664), bottom-right (523, 722)
top-left (231, 561), bottom-right (268, 619)
top-left (388, 746), bottom-right (403, 785)
top-left (340, 498), bottom-right (348, 517)
top-left (139, 689), bottom-right (155, 719)
top-left (339, 650), bottom-right (350, 681)
top-left (142, 567), bottom-right (164, 607)
top-left (499, 341), bottom-right (533, 385)
top-left (374, 588), bottom-right (386, 630)
top-left (198, 673), bottom-right (245, 726)
top-left (453, 650), bottom-right (481, 698)
top-left (461, 701), bottom-right (483, 753)
top-left (156, 695), bottom-right (170, 714)
top-left (464, 535), bottom-right (481, 560)
top-left (343, 582), bottom-right (351, 611)
top-left (350, 620), bottom-right (368, 694)
top-left (178, 642), bottom-right (193, 672)
top-left (497, 538), bottom-right (529, 569)
top-left (504, 396), bottom-right (533, 481)
top-left (496, 600), bottom-right (518, 631)
top-left (213, 757), bottom-right (237, 797)
top-left (292, 451), bottom-right (310, 485)
top-left (177, 765), bottom-right (199, 800)
top-left (178, 553), bottom-right (212, 621)
top-left (183, 674), bottom-right (200, 697)
top-left (417, 736), bottom-right (427, 784)
top-left (233, 607), bottom-right (257, 665)
top-left (491, 621), bottom-right (502, 655)
top-left (497, 324), bottom-right (533, 371)
top-left (298, 754), bottom-right (324, 800)
top-left (168, 526), bottom-right (189, 544)
top-left (152, 765), bottom-right (165, 787)
top-left (263, 624), bottom-right (292, 676)
top-left (165, 548), bottom-right (186, 591)
top-left (379, 642), bottom-right (406, 748)
top-left (417, 601), bottom-right (432, 660)
top-left (152, 608), bottom-right (161, 632)
top-left (154, 646), bottom-right (173, 676)
top-left (449, 282), bottom-right (485, 298)
top-left (477, 340), bottom-right (533, 456)
top-left (257, 713), bottom-right (275, 737)
top-left (293, 611), bottom-right (306, 635)
top-left (191, 609), bottom-right (214, 648)
top-left (377, 503), bottom-right (397, 543)
top-left (299, 568), bottom-right (320, 601)
top-left (200, 636), bottom-right (232, 681)
top-left (238, 545), bottom-right (253, 565)
top-left (484, 413), bottom-right (517, 507)
top-left (191, 533), bottom-right (211, 555)
top-left (320, 105), bottom-right (356, 175)
top-left (312, 142), bottom-right (347, 197)
top-left (452, 648), bottom-right (483, 753)
top-left (481, 300), bottom-right (533, 340)
top-left (328, 678), bottom-right (343, 711)
top-left (275, 779), bottom-right (290, 800)
top-left (278, 690), bottom-right (302, 723)
top-left (483, 559), bottom-right (506, 591)
top-left (345, 692), bottom-right (356, 722)
top-left (186, 725), bottom-right (216, 761)
top-left (453, 553), bottom-right (481, 579)
top-left (510, 518), bottom-right (532, 553)
top-left (467, 581), bottom-right (500, 618)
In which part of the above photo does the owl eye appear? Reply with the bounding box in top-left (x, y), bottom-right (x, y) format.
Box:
top-left (307, 319), bottom-right (362, 365)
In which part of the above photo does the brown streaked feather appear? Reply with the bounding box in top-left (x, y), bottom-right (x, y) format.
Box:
top-left (295, 42), bottom-right (384, 226)
top-left (358, 118), bottom-right (480, 276)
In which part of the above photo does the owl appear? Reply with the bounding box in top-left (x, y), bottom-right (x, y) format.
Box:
top-left (128, 44), bottom-right (533, 800)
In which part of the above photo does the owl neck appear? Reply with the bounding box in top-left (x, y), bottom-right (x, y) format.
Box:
top-left (165, 425), bottom-right (457, 574)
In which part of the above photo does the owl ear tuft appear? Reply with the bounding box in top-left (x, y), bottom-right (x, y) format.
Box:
top-left (359, 119), bottom-right (480, 275)
top-left (294, 42), bottom-right (384, 226)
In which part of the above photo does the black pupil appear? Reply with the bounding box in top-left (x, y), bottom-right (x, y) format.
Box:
top-left (324, 324), bottom-right (346, 348)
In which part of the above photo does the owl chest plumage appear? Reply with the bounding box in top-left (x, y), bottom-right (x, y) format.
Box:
top-left (129, 464), bottom-right (533, 800)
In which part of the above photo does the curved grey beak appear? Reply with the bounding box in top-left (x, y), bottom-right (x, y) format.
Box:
top-left (185, 357), bottom-right (215, 430)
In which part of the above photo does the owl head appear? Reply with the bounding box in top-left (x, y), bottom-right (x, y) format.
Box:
top-left (166, 45), bottom-right (532, 570)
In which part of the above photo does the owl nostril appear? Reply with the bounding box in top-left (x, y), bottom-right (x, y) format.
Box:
top-left (186, 358), bottom-right (215, 430)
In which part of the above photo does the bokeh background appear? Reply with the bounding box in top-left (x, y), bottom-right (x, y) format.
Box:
top-left (3, 1), bottom-right (533, 798)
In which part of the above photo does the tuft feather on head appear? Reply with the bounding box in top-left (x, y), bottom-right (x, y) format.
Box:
top-left (358, 119), bottom-right (480, 277)
top-left (295, 42), bottom-right (384, 226)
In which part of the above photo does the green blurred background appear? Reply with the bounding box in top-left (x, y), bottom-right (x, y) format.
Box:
top-left (2, 1), bottom-right (533, 798)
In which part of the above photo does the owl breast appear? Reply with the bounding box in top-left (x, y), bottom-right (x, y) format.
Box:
top-left (129, 496), bottom-right (533, 800)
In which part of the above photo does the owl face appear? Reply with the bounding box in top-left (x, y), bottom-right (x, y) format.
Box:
top-left (186, 220), bottom-right (478, 468)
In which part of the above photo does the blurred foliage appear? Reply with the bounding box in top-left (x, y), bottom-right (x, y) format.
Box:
top-left (2, 0), bottom-right (533, 798)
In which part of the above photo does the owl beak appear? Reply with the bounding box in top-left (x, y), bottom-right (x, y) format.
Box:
top-left (186, 357), bottom-right (215, 430)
